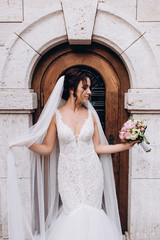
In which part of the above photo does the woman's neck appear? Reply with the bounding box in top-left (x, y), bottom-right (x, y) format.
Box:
top-left (65, 96), bottom-right (82, 112)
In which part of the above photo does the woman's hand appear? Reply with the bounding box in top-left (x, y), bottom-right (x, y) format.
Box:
top-left (122, 140), bottom-right (140, 150)
top-left (92, 113), bottom-right (140, 154)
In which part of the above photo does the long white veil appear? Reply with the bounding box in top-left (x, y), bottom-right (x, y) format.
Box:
top-left (7, 75), bottom-right (122, 240)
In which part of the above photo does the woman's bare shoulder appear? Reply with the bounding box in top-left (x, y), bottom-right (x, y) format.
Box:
top-left (57, 104), bottom-right (67, 114)
top-left (50, 112), bottom-right (57, 126)
top-left (91, 112), bottom-right (96, 123)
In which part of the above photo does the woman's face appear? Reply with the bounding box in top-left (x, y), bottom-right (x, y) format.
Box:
top-left (75, 77), bottom-right (91, 103)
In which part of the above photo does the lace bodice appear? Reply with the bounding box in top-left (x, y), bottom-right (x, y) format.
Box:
top-left (56, 109), bottom-right (104, 215)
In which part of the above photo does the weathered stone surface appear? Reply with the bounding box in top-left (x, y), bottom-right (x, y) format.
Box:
top-left (0, 0), bottom-right (23, 22)
top-left (0, 34), bottom-right (39, 88)
top-left (139, 22), bottom-right (160, 46)
top-left (94, 5), bottom-right (143, 53)
top-left (0, 178), bottom-right (32, 238)
top-left (23, 0), bottom-right (61, 20)
top-left (0, 193), bottom-right (2, 239)
top-left (0, 146), bottom-right (31, 178)
top-left (128, 178), bottom-right (160, 240)
top-left (0, 23), bottom-right (21, 46)
top-left (0, 6), bottom-right (67, 88)
top-left (0, 114), bottom-right (32, 144)
top-left (0, 89), bottom-right (37, 110)
top-left (93, 6), bottom-right (160, 88)
top-left (121, 34), bottom-right (160, 88)
top-left (137, 0), bottom-right (160, 22)
top-left (138, 22), bottom-right (160, 69)
top-left (0, 113), bottom-right (32, 178)
top-left (129, 114), bottom-right (160, 179)
top-left (0, 112), bottom-right (33, 238)
top-left (62, 0), bottom-right (98, 44)
top-left (15, 4), bottom-right (66, 54)
top-left (125, 89), bottom-right (160, 111)
top-left (99, 0), bottom-right (136, 19)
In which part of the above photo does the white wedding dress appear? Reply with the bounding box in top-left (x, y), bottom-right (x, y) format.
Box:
top-left (45, 109), bottom-right (122, 240)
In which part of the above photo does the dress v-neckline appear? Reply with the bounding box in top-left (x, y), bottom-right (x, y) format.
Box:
top-left (57, 109), bottom-right (90, 143)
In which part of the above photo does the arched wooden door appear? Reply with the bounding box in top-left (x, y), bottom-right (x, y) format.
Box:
top-left (32, 42), bottom-right (130, 233)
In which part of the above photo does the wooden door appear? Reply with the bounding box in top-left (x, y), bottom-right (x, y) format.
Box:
top-left (32, 42), bottom-right (130, 233)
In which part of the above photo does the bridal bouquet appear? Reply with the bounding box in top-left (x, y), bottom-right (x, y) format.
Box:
top-left (119, 118), bottom-right (151, 152)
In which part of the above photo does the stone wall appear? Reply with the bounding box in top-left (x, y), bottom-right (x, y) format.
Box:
top-left (125, 89), bottom-right (160, 239)
top-left (1, 0), bottom-right (160, 79)
top-left (0, 1), bottom-right (160, 65)
top-left (0, 0), bottom-right (160, 239)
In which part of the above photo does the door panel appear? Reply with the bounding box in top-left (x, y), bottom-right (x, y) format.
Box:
top-left (32, 42), bottom-right (130, 233)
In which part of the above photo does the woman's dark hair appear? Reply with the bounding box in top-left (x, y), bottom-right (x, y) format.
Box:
top-left (62, 67), bottom-right (90, 104)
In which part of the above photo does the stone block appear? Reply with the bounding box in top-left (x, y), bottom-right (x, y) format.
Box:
top-left (138, 22), bottom-right (160, 70)
top-left (0, 6), bottom-right (67, 88)
top-left (94, 6), bottom-right (143, 54)
top-left (0, 23), bottom-right (21, 46)
top-left (0, 0), bottom-right (23, 22)
top-left (125, 89), bottom-right (160, 111)
top-left (139, 22), bottom-right (160, 46)
top-left (23, 0), bottom-right (61, 20)
top-left (0, 114), bottom-right (32, 178)
top-left (0, 33), bottom-right (39, 88)
top-left (128, 179), bottom-right (160, 240)
top-left (0, 178), bottom-right (32, 238)
top-left (121, 34), bottom-right (160, 88)
top-left (93, 5), bottom-right (160, 89)
top-left (62, 0), bottom-right (98, 44)
top-left (99, 0), bottom-right (136, 19)
top-left (137, 0), bottom-right (160, 22)
top-left (129, 114), bottom-right (160, 179)
top-left (15, 6), bottom-right (67, 54)
top-left (0, 192), bottom-right (2, 239)
top-left (0, 113), bottom-right (32, 144)
top-left (0, 89), bottom-right (37, 110)
top-left (0, 145), bottom-right (31, 178)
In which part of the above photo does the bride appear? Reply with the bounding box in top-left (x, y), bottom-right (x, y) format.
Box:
top-left (8, 67), bottom-right (138, 240)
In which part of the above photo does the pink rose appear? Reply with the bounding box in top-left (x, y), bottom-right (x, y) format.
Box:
top-left (124, 132), bottom-right (131, 138)
top-left (124, 123), bottom-right (130, 130)
top-left (141, 127), bottom-right (144, 132)
top-left (119, 132), bottom-right (125, 140)
top-left (131, 122), bottom-right (136, 129)
top-left (125, 126), bottom-right (130, 130)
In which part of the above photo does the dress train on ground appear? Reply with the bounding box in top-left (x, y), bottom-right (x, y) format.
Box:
top-left (47, 205), bottom-right (121, 240)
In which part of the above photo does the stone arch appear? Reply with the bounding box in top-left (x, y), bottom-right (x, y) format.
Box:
top-left (0, 3), bottom-right (159, 90)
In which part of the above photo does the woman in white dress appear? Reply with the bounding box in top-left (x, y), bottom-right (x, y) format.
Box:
top-left (8, 67), bottom-right (138, 240)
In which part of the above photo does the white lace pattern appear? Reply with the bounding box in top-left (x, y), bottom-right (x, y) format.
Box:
top-left (56, 109), bottom-right (104, 215)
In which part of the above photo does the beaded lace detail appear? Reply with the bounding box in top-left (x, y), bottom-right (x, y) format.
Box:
top-left (56, 109), bottom-right (104, 215)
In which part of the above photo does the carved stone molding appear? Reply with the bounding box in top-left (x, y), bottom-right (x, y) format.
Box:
top-left (62, 0), bottom-right (98, 44)
top-left (125, 89), bottom-right (160, 113)
top-left (0, 89), bottom-right (37, 111)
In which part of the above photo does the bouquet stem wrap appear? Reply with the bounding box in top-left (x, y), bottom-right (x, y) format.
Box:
top-left (139, 140), bottom-right (151, 152)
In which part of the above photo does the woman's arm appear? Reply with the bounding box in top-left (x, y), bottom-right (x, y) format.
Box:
top-left (28, 114), bottom-right (57, 156)
top-left (92, 114), bottom-right (139, 155)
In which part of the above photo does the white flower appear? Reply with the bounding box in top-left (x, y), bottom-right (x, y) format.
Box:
top-left (126, 133), bottom-right (138, 140)
top-left (132, 129), bottom-right (140, 134)
top-left (130, 134), bottom-right (138, 140)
